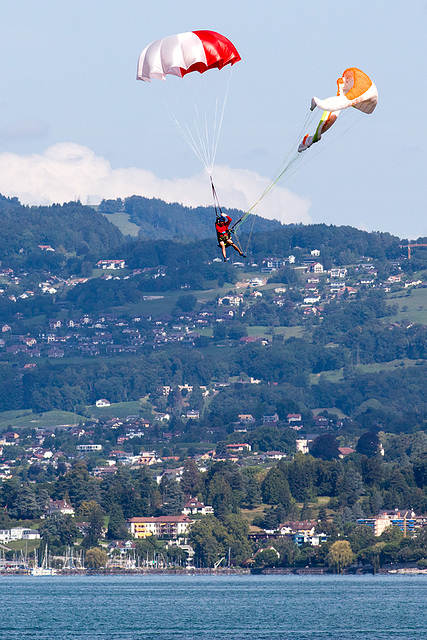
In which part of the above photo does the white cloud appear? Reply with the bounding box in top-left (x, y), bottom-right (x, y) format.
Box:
top-left (0, 142), bottom-right (312, 225)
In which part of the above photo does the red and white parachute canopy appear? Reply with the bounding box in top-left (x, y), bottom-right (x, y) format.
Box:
top-left (137, 30), bottom-right (241, 82)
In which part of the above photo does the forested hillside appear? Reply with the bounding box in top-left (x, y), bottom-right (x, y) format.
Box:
top-left (1, 191), bottom-right (427, 442)
top-left (99, 196), bottom-right (282, 240)
top-left (0, 194), bottom-right (123, 269)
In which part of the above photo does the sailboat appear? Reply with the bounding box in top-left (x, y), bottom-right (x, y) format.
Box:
top-left (31, 548), bottom-right (57, 576)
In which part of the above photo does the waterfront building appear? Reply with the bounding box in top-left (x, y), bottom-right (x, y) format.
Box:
top-left (127, 515), bottom-right (192, 539)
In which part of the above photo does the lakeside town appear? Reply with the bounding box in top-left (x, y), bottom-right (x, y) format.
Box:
top-left (0, 245), bottom-right (421, 358)
top-left (1, 230), bottom-right (427, 577)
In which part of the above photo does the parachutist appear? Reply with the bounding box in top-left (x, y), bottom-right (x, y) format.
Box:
top-left (215, 214), bottom-right (246, 261)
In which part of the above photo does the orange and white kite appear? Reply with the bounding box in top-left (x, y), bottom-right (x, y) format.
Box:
top-left (298, 67), bottom-right (378, 152)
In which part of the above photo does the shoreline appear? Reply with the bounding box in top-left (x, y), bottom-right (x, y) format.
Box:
top-left (1, 566), bottom-right (427, 577)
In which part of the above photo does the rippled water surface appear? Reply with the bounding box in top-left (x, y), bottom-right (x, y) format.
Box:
top-left (1, 573), bottom-right (426, 639)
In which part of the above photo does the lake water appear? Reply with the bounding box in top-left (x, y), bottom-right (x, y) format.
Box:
top-left (0, 574), bottom-right (426, 640)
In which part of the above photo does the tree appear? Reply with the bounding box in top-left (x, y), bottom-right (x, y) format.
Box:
top-left (39, 512), bottom-right (79, 549)
top-left (180, 459), bottom-right (204, 499)
top-left (356, 431), bottom-right (380, 458)
top-left (10, 484), bottom-right (41, 520)
top-left (287, 454), bottom-right (316, 501)
top-left (188, 517), bottom-right (230, 567)
top-left (413, 457), bottom-right (427, 489)
top-left (160, 478), bottom-right (184, 516)
top-left (253, 547), bottom-right (280, 568)
top-left (347, 524), bottom-right (375, 553)
top-left (106, 504), bottom-right (128, 540)
top-left (358, 542), bottom-right (385, 574)
top-left (311, 434), bottom-right (340, 461)
top-left (261, 464), bottom-right (293, 511)
top-left (326, 540), bottom-right (354, 573)
top-left (222, 513), bottom-right (253, 565)
top-left (360, 456), bottom-right (382, 487)
top-left (175, 294), bottom-right (197, 312)
top-left (85, 547), bottom-right (108, 569)
top-left (54, 462), bottom-right (101, 508)
top-left (78, 500), bottom-right (105, 548)
top-left (300, 500), bottom-right (312, 520)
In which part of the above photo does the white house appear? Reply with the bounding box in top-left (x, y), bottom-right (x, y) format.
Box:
top-left (76, 444), bottom-right (102, 452)
top-left (182, 499), bottom-right (214, 516)
top-left (296, 439), bottom-right (309, 454)
top-left (0, 528), bottom-right (40, 543)
top-left (46, 499), bottom-right (75, 516)
top-left (308, 262), bottom-right (324, 274)
top-left (330, 268), bottom-right (347, 278)
top-left (96, 398), bottom-right (111, 407)
top-left (96, 259), bottom-right (126, 270)
top-left (218, 294), bottom-right (242, 306)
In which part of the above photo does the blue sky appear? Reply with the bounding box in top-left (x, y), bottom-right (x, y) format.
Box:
top-left (0, 0), bottom-right (425, 239)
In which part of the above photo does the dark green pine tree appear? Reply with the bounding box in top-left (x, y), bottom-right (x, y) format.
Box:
top-left (107, 504), bottom-right (129, 540)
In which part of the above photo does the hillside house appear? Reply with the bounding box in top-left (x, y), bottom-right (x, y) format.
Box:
top-left (138, 452), bottom-right (159, 466)
top-left (279, 520), bottom-right (317, 536)
top-left (225, 443), bottom-right (251, 453)
top-left (330, 268), bottom-right (347, 278)
top-left (263, 413), bottom-right (279, 425)
top-left (182, 499), bottom-right (214, 516)
top-left (296, 439), bottom-right (309, 454)
top-left (307, 262), bottom-right (324, 273)
top-left (287, 413), bottom-right (302, 423)
top-left (96, 399), bottom-right (111, 407)
top-left (218, 294), bottom-right (242, 306)
top-left (96, 259), bottom-right (126, 270)
top-left (76, 444), bottom-right (102, 452)
top-left (93, 466), bottom-right (118, 478)
top-left (186, 410), bottom-right (200, 420)
top-left (46, 499), bottom-right (75, 516)
top-left (338, 447), bottom-right (355, 458)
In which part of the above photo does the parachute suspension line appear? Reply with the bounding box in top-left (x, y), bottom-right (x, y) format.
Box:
top-left (179, 67), bottom-right (233, 174)
top-left (181, 70), bottom-right (211, 170)
top-left (231, 110), bottom-right (316, 234)
top-left (234, 210), bottom-right (256, 257)
top-left (210, 174), bottom-right (224, 219)
top-left (282, 108), bottom-right (365, 182)
top-left (209, 67), bottom-right (233, 173)
top-left (151, 84), bottom-right (209, 169)
top-left (151, 68), bottom-right (233, 176)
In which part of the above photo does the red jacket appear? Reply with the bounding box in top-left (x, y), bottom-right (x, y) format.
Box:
top-left (215, 215), bottom-right (232, 237)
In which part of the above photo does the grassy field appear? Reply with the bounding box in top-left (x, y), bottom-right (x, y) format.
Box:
top-left (311, 407), bottom-right (347, 419)
top-left (86, 399), bottom-right (152, 421)
top-left (387, 287), bottom-right (427, 324)
top-left (240, 504), bottom-right (268, 531)
top-left (0, 409), bottom-right (87, 429)
top-left (246, 325), bottom-right (304, 340)
top-left (6, 539), bottom-right (41, 553)
top-left (310, 357), bottom-right (423, 386)
top-left (102, 211), bottom-right (141, 237)
top-left (310, 370), bottom-right (344, 384)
